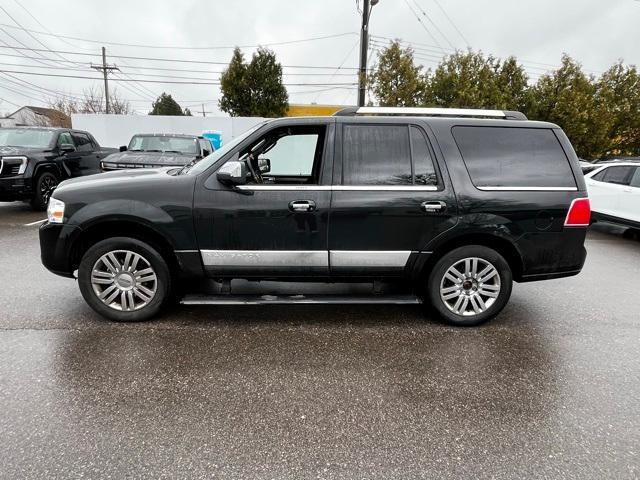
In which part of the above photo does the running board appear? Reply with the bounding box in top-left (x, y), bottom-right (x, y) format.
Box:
top-left (181, 294), bottom-right (421, 305)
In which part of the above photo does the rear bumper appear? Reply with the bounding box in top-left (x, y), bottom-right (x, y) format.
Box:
top-left (39, 222), bottom-right (82, 278)
top-left (517, 229), bottom-right (587, 281)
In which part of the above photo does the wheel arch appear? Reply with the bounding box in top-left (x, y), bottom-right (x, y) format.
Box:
top-left (69, 219), bottom-right (180, 275)
top-left (33, 162), bottom-right (65, 184)
top-left (417, 233), bottom-right (524, 282)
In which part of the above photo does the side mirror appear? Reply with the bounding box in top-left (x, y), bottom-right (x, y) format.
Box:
top-left (258, 158), bottom-right (271, 174)
top-left (59, 143), bottom-right (76, 154)
top-left (119, 145), bottom-right (128, 152)
top-left (217, 160), bottom-right (247, 185)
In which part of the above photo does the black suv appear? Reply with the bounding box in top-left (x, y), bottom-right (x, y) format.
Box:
top-left (0, 127), bottom-right (116, 210)
top-left (39, 107), bottom-right (590, 326)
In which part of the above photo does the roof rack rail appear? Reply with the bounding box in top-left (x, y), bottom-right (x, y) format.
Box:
top-left (333, 106), bottom-right (527, 120)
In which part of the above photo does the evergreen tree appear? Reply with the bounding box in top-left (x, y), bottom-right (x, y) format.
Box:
top-left (219, 47), bottom-right (288, 117)
top-left (149, 93), bottom-right (185, 116)
top-left (369, 41), bottom-right (426, 107)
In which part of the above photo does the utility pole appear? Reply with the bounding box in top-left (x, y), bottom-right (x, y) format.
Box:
top-left (202, 104), bottom-right (206, 117)
top-left (91, 47), bottom-right (119, 114)
top-left (358, 0), bottom-right (378, 106)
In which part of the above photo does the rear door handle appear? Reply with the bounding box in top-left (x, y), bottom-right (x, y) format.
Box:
top-left (421, 201), bottom-right (446, 213)
top-left (289, 200), bottom-right (316, 212)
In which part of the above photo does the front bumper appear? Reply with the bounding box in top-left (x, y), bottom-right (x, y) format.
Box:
top-left (39, 222), bottom-right (83, 278)
top-left (0, 176), bottom-right (31, 201)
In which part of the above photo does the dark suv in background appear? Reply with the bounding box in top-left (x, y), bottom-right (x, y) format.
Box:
top-left (39, 107), bottom-right (590, 326)
top-left (0, 127), bottom-right (115, 209)
top-left (100, 133), bottom-right (214, 171)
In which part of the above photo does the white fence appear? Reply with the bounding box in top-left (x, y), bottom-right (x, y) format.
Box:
top-left (71, 114), bottom-right (265, 148)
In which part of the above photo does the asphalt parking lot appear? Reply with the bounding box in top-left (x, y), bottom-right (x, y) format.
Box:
top-left (0, 201), bottom-right (638, 479)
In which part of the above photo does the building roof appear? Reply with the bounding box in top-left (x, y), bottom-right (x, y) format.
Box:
top-left (6, 105), bottom-right (64, 120)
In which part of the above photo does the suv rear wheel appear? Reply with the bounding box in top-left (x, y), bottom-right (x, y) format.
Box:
top-left (427, 245), bottom-right (513, 326)
top-left (78, 237), bottom-right (171, 322)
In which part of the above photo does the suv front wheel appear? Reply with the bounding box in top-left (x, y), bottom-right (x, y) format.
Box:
top-left (30, 171), bottom-right (58, 211)
top-left (78, 237), bottom-right (172, 322)
top-left (427, 245), bottom-right (513, 326)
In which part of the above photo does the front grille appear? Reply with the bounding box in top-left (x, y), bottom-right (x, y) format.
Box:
top-left (101, 162), bottom-right (177, 171)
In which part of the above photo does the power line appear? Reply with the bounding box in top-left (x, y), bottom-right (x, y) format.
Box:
top-left (431, 0), bottom-right (470, 48)
top-left (0, 94), bottom-right (22, 108)
top-left (411, 0), bottom-right (457, 50)
top-left (0, 23), bottom-right (357, 50)
top-left (0, 6), bottom-right (83, 67)
top-left (0, 44), bottom-right (361, 70)
top-left (2, 4), bottom-right (159, 103)
top-left (0, 69), bottom-right (358, 86)
top-left (402, 0), bottom-right (446, 55)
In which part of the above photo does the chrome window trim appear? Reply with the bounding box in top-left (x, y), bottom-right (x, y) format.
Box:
top-left (477, 186), bottom-right (578, 192)
top-left (235, 185), bottom-right (438, 192)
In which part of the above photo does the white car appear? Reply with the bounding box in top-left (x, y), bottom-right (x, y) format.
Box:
top-left (584, 162), bottom-right (640, 228)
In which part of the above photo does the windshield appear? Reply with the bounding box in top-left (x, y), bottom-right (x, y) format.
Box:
top-left (128, 135), bottom-right (199, 155)
top-left (183, 123), bottom-right (266, 175)
top-left (0, 128), bottom-right (55, 149)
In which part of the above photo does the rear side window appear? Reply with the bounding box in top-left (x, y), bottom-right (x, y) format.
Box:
top-left (71, 132), bottom-right (93, 152)
top-left (452, 126), bottom-right (576, 189)
top-left (593, 165), bottom-right (635, 185)
top-left (410, 126), bottom-right (438, 186)
top-left (629, 167), bottom-right (640, 188)
top-left (343, 125), bottom-right (412, 185)
top-left (342, 124), bottom-right (438, 186)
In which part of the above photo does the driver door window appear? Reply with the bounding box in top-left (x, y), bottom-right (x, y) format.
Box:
top-left (57, 132), bottom-right (74, 147)
top-left (242, 126), bottom-right (325, 185)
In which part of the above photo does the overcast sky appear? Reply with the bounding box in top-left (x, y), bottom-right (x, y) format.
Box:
top-left (0, 0), bottom-right (638, 115)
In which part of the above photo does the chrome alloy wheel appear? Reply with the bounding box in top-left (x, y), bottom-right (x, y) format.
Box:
top-left (439, 257), bottom-right (501, 316)
top-left (91, 250), bottom-right (158, 312)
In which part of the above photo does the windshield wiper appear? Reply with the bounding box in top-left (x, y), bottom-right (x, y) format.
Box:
top-left (129, 148), bottom-right (144, 152)
top-left (145, 149), bottom-right (162, 152)
top-left (177, 158), bottom-right (199, 175)
top-left (163, 150), bottom-right (184, 154)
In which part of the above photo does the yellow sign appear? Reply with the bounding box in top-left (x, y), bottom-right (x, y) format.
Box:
top-left (286, 104), bottom-right (346, 117)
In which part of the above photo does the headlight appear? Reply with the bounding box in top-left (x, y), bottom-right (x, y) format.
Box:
top-left (0, 156), bottom-right (28, 175)
top-left (47, 198), bottom-right (65, 224)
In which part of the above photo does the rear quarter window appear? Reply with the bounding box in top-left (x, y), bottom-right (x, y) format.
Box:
top-left (452, 126), bottom-right (576, 189)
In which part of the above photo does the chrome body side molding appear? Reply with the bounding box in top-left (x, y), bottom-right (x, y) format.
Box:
top-left (201, 250), bottom-right (329, 268)
top-left (200, 250), bottom-right (414, 270)
top-left (330, 251), bottom-right (412, 269)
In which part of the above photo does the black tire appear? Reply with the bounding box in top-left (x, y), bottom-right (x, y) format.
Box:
top-left (78, 237), bottom-right (172, 322)
top-left (426, 245), bottom-right (513, 327)
top-left (30, 171), bottom-right (59, 211)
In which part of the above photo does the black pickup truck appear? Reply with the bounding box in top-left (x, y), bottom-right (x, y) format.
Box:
top-left (40, 107), bottom-right (589, 326)
top-left (0, 127), bottom-right (116, 210)
top-left (100, 134), bottom-right (214, 171)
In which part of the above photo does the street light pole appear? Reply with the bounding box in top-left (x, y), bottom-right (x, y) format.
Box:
top-left (358, 0), bottom-right (377, 107)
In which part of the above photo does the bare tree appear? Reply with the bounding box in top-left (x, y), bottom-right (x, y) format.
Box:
top-left (46, 87), bottom-right (132, 125)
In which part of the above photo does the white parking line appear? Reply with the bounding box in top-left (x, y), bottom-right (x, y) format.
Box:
top-left (24, 219), bottom-right (47, 226)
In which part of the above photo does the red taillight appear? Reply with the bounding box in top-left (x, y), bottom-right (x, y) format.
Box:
top-left (564, 198), bottom-right (591, 227)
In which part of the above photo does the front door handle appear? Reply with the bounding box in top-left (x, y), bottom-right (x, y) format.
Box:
top-left (421, 201), bottom-right (446, 213)
top-left (289, 200), bottom-right (316, 212)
